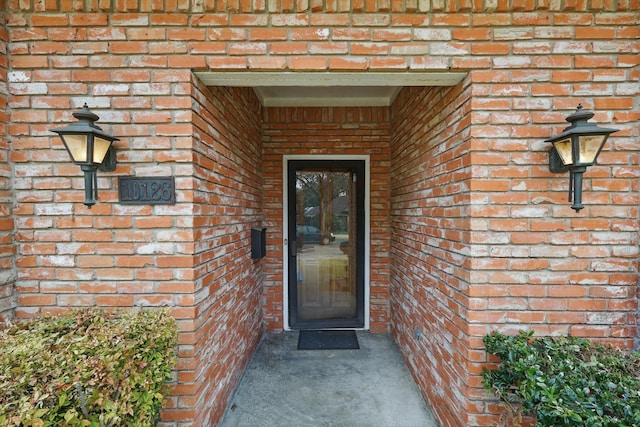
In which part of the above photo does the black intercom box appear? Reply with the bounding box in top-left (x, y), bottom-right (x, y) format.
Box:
top-left (251, 228), bottom-right (267, 259)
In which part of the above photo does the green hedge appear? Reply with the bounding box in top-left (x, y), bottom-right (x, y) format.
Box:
top-left (0, 309), bottom-right (178, 427)
top-left (483, 330), bottom-right (640, 427)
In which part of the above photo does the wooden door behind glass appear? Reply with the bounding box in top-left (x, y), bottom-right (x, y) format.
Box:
top-left (288, 160), bottom-right (365, 329)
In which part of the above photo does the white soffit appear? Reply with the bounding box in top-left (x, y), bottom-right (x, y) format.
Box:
top-left (194, 72), bottom-right (467, 107)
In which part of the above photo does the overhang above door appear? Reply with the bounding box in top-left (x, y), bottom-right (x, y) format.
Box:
top-left (194, 72), bottom-right (467, 107)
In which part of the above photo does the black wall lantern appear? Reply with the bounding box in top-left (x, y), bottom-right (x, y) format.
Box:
top-left (546, 104), bottom-right (618, 212)
top-left (52, 104), bottom-right (118, 208)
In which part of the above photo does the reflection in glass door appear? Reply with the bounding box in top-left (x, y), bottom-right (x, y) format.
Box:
top-left (287, 160), bottom-right (365, 329)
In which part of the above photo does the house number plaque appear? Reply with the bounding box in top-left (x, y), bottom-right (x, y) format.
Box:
top-left (118, 177), bottom-right (176, 205)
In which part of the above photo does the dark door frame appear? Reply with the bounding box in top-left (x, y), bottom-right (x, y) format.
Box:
top-left (283, 156), bottom-right (370, 331)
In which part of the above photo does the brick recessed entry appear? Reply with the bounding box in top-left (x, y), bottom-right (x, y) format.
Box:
top-left (0, 1), bottom-right (638, 426)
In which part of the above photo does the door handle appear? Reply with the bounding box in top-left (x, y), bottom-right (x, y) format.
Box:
top-left (289, 240), bottom-right (297, 257)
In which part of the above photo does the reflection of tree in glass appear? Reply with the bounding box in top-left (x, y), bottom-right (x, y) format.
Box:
top-left (297, 171), bottom-right (351, 243)
top-left (296, 171), bottom-right (350, 206)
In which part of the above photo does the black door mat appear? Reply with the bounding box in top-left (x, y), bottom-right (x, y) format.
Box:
top-left (297, 330), bottom-right (360, 350)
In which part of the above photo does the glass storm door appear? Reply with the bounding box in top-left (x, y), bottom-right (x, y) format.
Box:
top-left (287, 160), bottom-right (365, 329)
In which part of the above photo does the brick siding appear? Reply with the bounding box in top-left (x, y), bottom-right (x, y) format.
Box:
top-left (2, 3), bottom-right (639, 427)
top-left (0, 2), bottom-right (15, 325)
top-left (390, 82), bottom-right (475, 426)
top-left (187, 81), bottom-right (264, 425)
top-left (5, 0), bottom-right (639, 13)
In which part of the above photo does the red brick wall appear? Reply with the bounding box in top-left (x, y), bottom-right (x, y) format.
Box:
top-left (390, 82), bottom-right (475, 427)
top-left (186, 81), bottom-right (264, 426)
top-left (262, 106), bottom-right (392, 333)
top-left (10, 64), bottom-right (194, 320)
top-left (0, 4), bottom-right (15, 325)
top-left (4, 0), bottom-right (638, 13)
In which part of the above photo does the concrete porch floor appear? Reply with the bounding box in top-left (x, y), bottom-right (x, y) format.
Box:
top-left (220, 331), bottom-right (439, 427)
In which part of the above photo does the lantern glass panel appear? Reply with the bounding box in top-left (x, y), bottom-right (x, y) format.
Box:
top-left (553, 137), bottom-right (573, 166)
top-left (63, 134), bottom-right (89, 163)
top-left (93, 136), bottom-right (113, 164)
top-left (578, 134), bottom-right (606, 165)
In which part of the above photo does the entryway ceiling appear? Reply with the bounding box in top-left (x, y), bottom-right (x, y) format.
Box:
top-left (195, 72), bottom-right (467, 107)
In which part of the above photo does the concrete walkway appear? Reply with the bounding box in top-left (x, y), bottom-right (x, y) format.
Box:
top-left (220, 331), bottom-right (439, 427)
